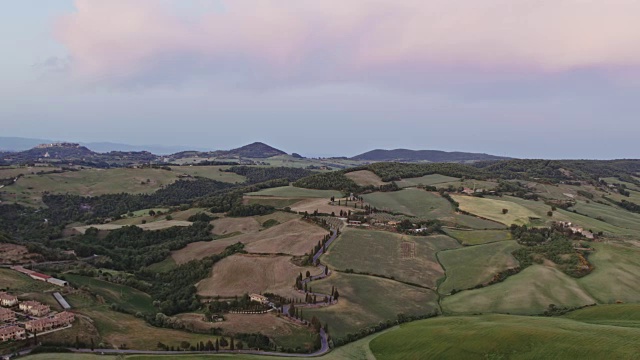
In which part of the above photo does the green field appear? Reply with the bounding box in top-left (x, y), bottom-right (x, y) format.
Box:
top-left (438, 241), bottom-right (521, 294)
top-left (246, 185), bottom-right (342, 198)
top-left (396, 174), bottom-right (459, 188)
top-left (435, 179), bottom-right (499, 191)
top-left (0, 168), bottom-right (180, 206)
top-left (570, 200), bottom-right (640, 235)
top-left (323, 228), bottom-right (460, 288)
top-left (363, 188), bottom-right (454, 219)
top-left (145, 256), bottom-right (178, 273)
top-left (0, 268), bottom-right (56, 293)
top-left (170, 165), bottom-right (246, 183)
top-left (303, 272), bottom-right (439, 339)
top-left (442, 265), bottom-right (596, 315)
top-left (65, 274), bottom-right (156, 314)
top-left (577, 242), bottom-right (640, 304)
top-left (452, 195), bottom-right (538, 226)
top-left (369, 314), bottom-right (640, 360)
top-left (564, 303), bottom-right (640, 328)
top-left (244, 196), bottom-right (305, 208)
top-left (443, 229), bottom-right (512, 245)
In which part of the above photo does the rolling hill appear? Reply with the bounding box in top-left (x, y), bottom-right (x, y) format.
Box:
top-left (351, 148), bottom-right (510, 162)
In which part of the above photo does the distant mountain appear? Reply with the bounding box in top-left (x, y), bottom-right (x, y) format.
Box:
top-left (225, 142), bottom-right (287, 158)
top-left (0, 137), bottom-right (199, 155)
top-left (352, 149), bottom-right (510, 162)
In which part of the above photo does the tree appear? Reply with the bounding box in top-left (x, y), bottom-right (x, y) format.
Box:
top-left (75, 335), bottom-right (80, 349)
top-left (547, 211), bottom-right (553, 217)
top-left (502, 208), bottom-right (509, 214)
top-left (334, 289), bottom-right (340, 301)
top-left (219, 336), bottom-right (228, 348)
top-left (180, 341), bottom-right (191, 350)
top-left (149, 210), bottom-right (156, 216)
top-left (236, 340), bottom-right (244, 350)
top-left (91, 338), bottom-right (95, 351)
top-left (306, 270), bottom-right (311, 278)
top-left (215, 338), bottom-right (220, 351)
top-left (230, 337), bottom-right (235, 351)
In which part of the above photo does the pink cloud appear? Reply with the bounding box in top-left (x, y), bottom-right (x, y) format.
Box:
top-left (55, 0), bottom-right (640, 86)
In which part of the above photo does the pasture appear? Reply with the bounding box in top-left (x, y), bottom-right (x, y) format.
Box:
top-left (323, 228), bottom-right (459, 288)
top-left (0, 268), bottom-right (56, 293)
top-left (172, 219), bottom-right (328, 264)
top-left (196, 254), bottom-right (318, 298)
top-left (577, 242), bottom-right (640, 304)
top-left (437, 241), bottom-right (521, 294)
top-left (246, 185), bottom-right (342, 198)
top-left (450, 214), bottom-right (507, 230)
top-left (452, 195), bottom-right (538, 225)
top-left (303, 272), bottom-right (439, 339)
top-left (570, 200), bottom-right (640, 235)
top-left (73, 220), bottom-right (192, 234)
top-left (363, 188), bottom-right (454, 219)
top-left (396, 174), bottom-right (459, 188)
top-left (441, 265), bottom-right (596, 315)
top-left (170, 165), bottom-right (246, 183)
top-left (243, 196), bottom-right (305, 208)
top-left (64, 274), bottom-right (156, 314)
top-left (0, 167), bottom-right (180, 206)
top-left (444, 229), bottom-right (512, 245)
top-left (212, 216), bottom-right (261, 235)
top-left (564, 303), bottom-right (640, 328)
top-left (369, 314), bottom-right (640, 360)
top-left (344, 170), bottom-right (387, 186)
top-left (289, 198), bottom-right (362, 215)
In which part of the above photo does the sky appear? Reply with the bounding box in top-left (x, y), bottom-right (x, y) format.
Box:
top-left (1, 0), bottom-right (640, 159)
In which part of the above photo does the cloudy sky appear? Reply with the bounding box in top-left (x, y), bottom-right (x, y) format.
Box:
top-left (2, 0), bottom-right (640, 158)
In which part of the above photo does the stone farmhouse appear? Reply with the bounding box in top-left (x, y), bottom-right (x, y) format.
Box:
top-left (250, 294), bottom-right (268, 304)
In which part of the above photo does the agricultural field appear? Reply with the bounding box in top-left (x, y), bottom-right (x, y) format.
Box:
top-left (577, 242), bottom-right (640, 304)
top-left (169, 165), bottom-right (246, 183)
top-left (196, 254), bottom-right (319, 298)
top-left (344, 170), bottom-right (387, 186)
top-left (437, 241), bottom-right (521, 294)
top-left (0, 243), bottom-right (40, 263)
top-left (289, 198), bottom-right (363, 215)
top-left (243, 196), bottom-right (305, 208)
top-left (363, 188), bottom-right (454, 219)
top-left (211, 217), bottom-right (261, 235)
top-left (452, 195), bottom-right (538, 225)
top-left (443, 229), bottom-right (512, 245)
top-left (64, 274), bottom-right (156, 314)
top-left (435, 179), bottom-right (499, 191)
top-left (246, 185), bottom-right (342, 198)
top-left (570, 200), bottom-right (640, 235)
top-left (323, 228), bottom-right (460, 288)
top-left (0, 268), bottom-right (56, 293)
top-left (441, 265), bottom-right (596, 315)
top-left (369, 314), bottom-right (640, 360)
top-left (395, 174), bottom-right (459, 188)
top-left (303, 272), bottom-right (439, 340)
top-left (563, 303), bottom-right (640, 328)
top-left (73, 220), bottom-right (192, 234)
top-left (450, 214), bottom-right (507, 230)
top-left (0, 167), bottom-right (181, 206)
top-left (171, 219), bottom-right (328, 264)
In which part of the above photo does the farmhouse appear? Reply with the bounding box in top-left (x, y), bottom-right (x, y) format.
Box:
top-left (0, 309), bottom-right (15, 323)
top-left (250, 294), bottom-right (268, 304)
top-left (19, 301), bottom-right (50, 317)
top-left (0, 326), bottom-right (25, 342)
top-left (24, 312), bottom-right (75, 333)
top-left (347, 220), bottom-right (362, 226)
top-left (0, 293), bottom-right (18, 307)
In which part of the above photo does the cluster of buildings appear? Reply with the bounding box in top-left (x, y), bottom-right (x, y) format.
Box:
top-left (557, 221), bottom-right (595, 239)
top-left (10, 266), bottom-right (68, 287)
top-left (0, 292), bottom-right (74, 343)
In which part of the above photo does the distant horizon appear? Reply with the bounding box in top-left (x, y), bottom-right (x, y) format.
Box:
top-left (1, 135), bottom-right (637, 161)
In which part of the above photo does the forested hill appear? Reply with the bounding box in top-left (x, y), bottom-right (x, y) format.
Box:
top-left (351, 149), bottom-right (510, 162)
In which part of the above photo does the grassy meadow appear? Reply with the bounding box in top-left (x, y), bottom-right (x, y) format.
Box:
top-left (452, 195), bottom-right (538, 225)
top-left (437, 241), bottom-right (521, 294)
top-left (441, 265), bottom-right (596, 315)
top-left (303, 272), bottom-right (439, 339)
top-left (246, 185), bottom-right (342, 198)
top-left (444, 229), bottom-right (512, 245)
top-left (344, 170), bottom-right (387, 186)
top-left (363, 188), bottom-right (454, 219)
top-left (64, 274), bottom-right (156, 314)
top-left (395, 174), bottom-right (459, 188)
top-left (369, 314), bottom-right (640, 360)
top-left (323, 228), bottom-right (459, 288)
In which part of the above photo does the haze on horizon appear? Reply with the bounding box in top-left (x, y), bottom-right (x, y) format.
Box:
top-left (2, 1), bottom-right (640, 160)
